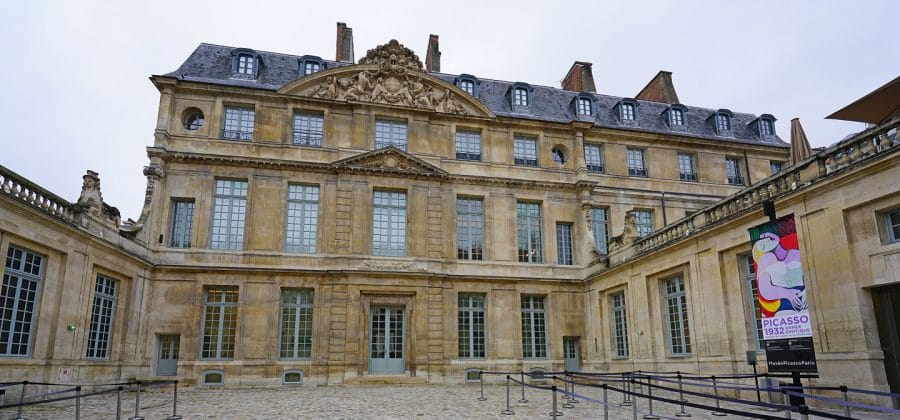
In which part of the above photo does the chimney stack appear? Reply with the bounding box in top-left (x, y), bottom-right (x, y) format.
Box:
top-left (635, 71), bottom-right (679, 104)
top-left (336, 22), bottom-right (355, 63)
top-left (425, 34), bottom-right (441, 72)
top-left (561, 61), bottom-right (596, 93)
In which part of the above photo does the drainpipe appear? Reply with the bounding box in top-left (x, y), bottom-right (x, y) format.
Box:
top-left (743, 151), bottom-right (752, 186)
top-left (660, 191), bottom-right (668, 226)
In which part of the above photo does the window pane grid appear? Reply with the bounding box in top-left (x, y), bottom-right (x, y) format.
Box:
top-left (237, 54), bottom-right (254, 75)
top-left (211, 180), bottom-right (248, 250)
top-left (760, 119), bottom-right (773, 135)
top-left (591, 208), bottom-right (609, 254)
top-left (664, 276), bottom-right (691, 355)
top-left (743, 255), bottom-right (764, 350)
top-left (86, 275), bottom-right (117, 359)
top-left (622, 104), bottom-right (635, 121)
top-left (612, 292), bottom-right (629, 358)
top-left (373, 191), bottom-right (407, 256)
top-left (292, 112), bottom-right (323, 147)
top-left (513, 137), bottom-right (537, 167)
top-left (671, 109), bottom-right (684, 126)
top-left (717, 114), bottom-right (731, 132)
top-left (577, 98), bottom-right (592, 115)
top-left (556, 223), bottom-right (573, 265)
top-left (304, 62), bottom-right (321, 76)
top-left (726, 158), bottom-right (743, 185)
top-left (770, 161), bottom-right (784, 175)
top-left (521, 296), bottom-right (547, 358)
top-left (517, 203), bottom-right (543, 263)
top-left (1, 246), bottom-right (43, 356)
top-left (285, 185), bottom-right (319, 254)
top-left (456, 198), bottom-right (484, 260)
top-left (375, 120), bottom-right (408, 151)
top-left (222, 107), bottom-right (254, 141)
top-left (459, 80), bottom-right (475, 95)
top-left (201, 287), bottom-right (238, 359)
top-left (280, 289), bottom-right (314, 359)
top-left (634, 210), bottom-right (653, 238)
top-left (585, 144), bottom-right (604, 173)
top-left (455, 130), bottom-right (482, 161)
top-left (169, 200), bottom-right (194, 248)
top-left (678, 153), bottom-right (697, 181)
top-left (627, 148), bottom-right (646, 176)
top-left (458, 294), bottom-right (486, 358)
top-left (888, 209), bottom-right (900, 243)
top-left (514, 88), bottom-right (528, 106)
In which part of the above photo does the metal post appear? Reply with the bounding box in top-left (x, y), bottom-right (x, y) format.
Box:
top-left (643, 375), bottom-right (659, 420)
top-left (1, 389), bottom-right (5, 407)
top-left (478, 371), bottom-right (487, 401)
top-left (130, 381), bottom-right (145, 420)
top-left (116, 385), bottom-right (123, 420)
top-left (167, 380), bottom-right (182, 420)
top-left (631, 380), bottom-right (638, 420)
top-left (676, 372), bottom-right (691, 417)
top-left (840, 385), bottom-right (850, 419)
top-left (550, 384), bottom-right (562, 417)
top-left (571, 373), bottom-right (579, 404)
top-left (752, 363), bottom-right (761, 402)
top-left (15, 381), bottom-right (27, 420)
top-left (620, 373), bottom-right (632, 407)
top-left (603, 384), bottom-right (609, 420)
top-left (500, 376), bottom-right (514, 415)
top-left (798, 405), bottom-right (809, 420)
top-left (75, 386), bottom-right (82, 420)
top-left (563, 377), bottom-right (574, 409)
top-left (518, 372), bottom-right (528, 403)
top-left (781, 389), bottom-right (791, 419)
top-left (710, 375), bottom-right (726, 416)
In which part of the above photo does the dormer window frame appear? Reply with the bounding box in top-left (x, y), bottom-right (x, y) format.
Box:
top-left (616, 99), bottom-right (639, 124)
top-left (299, 55), bottom-right (327, 77)
top-left (573, 94), bottom-right (595, 119)
top-left (510, 83), bottom-right (533, 109)
top-left (754, 114), bottom-right (777, 139)
top-left (231, 48), bottom-right (261, 79)
top-left (712, 109), bottom-right (735, 136)
top-left (454, 74), bottom-right (480, 96)
top-left (663, 104), bottom-right (687, 130)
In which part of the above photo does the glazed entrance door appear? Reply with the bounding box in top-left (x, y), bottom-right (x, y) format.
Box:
top-left (156, 335), bottom-right (179, 376)
top-left (563, 337), bottom-right (580, 372)
top-left (369, 306), bottom-right (405, 373)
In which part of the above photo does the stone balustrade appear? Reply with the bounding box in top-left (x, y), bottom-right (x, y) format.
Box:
top-left (0, 164), bottom-right (76, 223)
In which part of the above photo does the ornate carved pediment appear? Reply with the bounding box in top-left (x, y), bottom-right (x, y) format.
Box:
top-left (333, 147), bottom-right (447, 177)
top-left (278, 40), bottom-right (494, 118)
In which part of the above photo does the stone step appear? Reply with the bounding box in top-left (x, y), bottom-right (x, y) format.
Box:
top-left (343, 374), bottom-right (429, 385)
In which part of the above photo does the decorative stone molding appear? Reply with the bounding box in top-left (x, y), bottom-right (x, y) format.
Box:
top-left (0, 164), bottom-right (76, 224)
top-left (121, 164), bottom-right (165, 235)
top-left (333, 147), bottom-right (448, 178)
top-left (357, 260), bottom-right (427, 272)
top-left (73, 170), bottom-right (121, 229)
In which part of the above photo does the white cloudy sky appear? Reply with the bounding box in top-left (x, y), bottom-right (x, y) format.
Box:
top-left (1, 1), bottom-right (897, 219)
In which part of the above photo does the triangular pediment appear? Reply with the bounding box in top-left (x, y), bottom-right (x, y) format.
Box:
top-left (333, 147), bottom-right (448, 177)
top-left (277, 40), bottom-right (494, 118)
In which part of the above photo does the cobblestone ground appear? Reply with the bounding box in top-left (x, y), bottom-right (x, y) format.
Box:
top-left (1, 383), bottom-right (894, 419)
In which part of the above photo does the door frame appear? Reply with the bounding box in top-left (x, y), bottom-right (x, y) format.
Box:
top-left (368, 305), bottom-right (406, 373)
top-left (360, 291), bottom-right (415, 375)
top-left (563, 336), bottom-right (580, 372)
top-left (155, 334), bottom-right (180, 376)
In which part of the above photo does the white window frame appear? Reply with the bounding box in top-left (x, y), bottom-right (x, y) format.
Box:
top-left (292, 111), bottom-right (324, 147)
top-left (169, 199), bottom-right (194, 248)
top-left (634, 210), bottom-right (653, 238)
top-left (591, 208), bottom-right (609, 254)
top-left (521, 296), bottom-right (547, 359)
top-left (663, 276), bottom-right (691, 356)
top-left (279, 289), bottom-right (314, 359)
top-left (611, 292), bottom-right (629, 358)
top-left (577, 98), bottom-right (592, 116)
top-left (456, 198), bottom-right (484, 261)
top-left (726, 157), bottom-right (744, 185)
top-left (0, 246), bottom-right (44, 357)
top-left (678, 153), bottom-right (697, 181)
top-left (458, 294), bottom-right (486, 359)
top-left (285, 184), bottom-right (319, 254)
top-left (222, 106), bottom-right (255, 141)
top-left (584, 143), bottom-right (604, 173)
top-left (85, 275), bottom-right (117, 359)
top-left (372, 191), bottom-right (407, 257)
top-left (513, 87), bottom-right (529, 106)
top-left (626, 148), bottom-right (647, 177)
top-left (201, 287), bottom-right (238, 360)
top-left (455, 130), bottom-right (482, 161)
top-left (517, 202), bottom-right (543, 263)
top-left (210, 179), bottom-right (248, 250)
top-left (513, 136), bottom-right (538, 167)
top-left (556, 223), bottom-right (573, 265)
top-left (886, 208), bottom-right (900, 243)
top-left (374, 119), bottom-right (408, 151)
top-left (741, 254), bottom-right (765, 351)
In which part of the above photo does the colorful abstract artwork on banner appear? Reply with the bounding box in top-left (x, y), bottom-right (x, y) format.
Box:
top-left (749, 215), bottom-right (812, 340)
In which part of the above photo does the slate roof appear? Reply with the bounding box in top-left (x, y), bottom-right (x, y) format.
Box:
top-left (162, 43), bottom-right (788, 147)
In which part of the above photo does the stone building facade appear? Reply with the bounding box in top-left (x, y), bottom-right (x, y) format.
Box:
top-left (0, 25), bottom-right (898, 396)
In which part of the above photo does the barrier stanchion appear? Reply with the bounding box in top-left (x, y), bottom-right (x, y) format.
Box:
top-left (562, 374), bottom-right (574, 409)
top-left (620, 373), bottom-right (632, 407)
top-left (676, 372), bottom-right (691, 417)
top-left (75, 386), bottom-right (82, 420)
top-left (116, 385), bottom-right (123, 420)
top-left (643, 376), bottom-right (659, 420)
top-left (500, 376), bottom-right (514, 415)
top-left (710, 375), bottom-right (726, 416)
top-left (167, 380), bottom-right (182, 420)
top-left (571, 373), bottom-right (579, 404)
top-left (840, 385), bottom-right (850, 419)
top-left (602, 383), bottom-right (609, 420)
top-left (477, 371), bottom-right (487, 401)
top-left (518, 372), bottom-right (528, 403)
top-left (798, 405), bottom-right (809, 420)
top-left (549, 384), bottom-right (562, 417)
top-left (631, 379), bottom-right (639, 420)
top-left (15, 381), bottom-right (27, 420)
top-left (1, 389), bottom-right (5, 406)
top-left (130, 381), bottom-right (145, 420)
top-left (780, 389), bottom-right (791, 419)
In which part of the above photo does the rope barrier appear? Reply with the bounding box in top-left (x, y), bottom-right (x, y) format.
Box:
top-left (846, 387), bottom-right (900, 398)
top-left (0, 386), bottom-right (118, 410)
top-left (784, 389), bottom-right (900, 414)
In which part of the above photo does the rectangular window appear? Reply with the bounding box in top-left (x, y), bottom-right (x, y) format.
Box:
top-left (304, 62), bottom-right (320, 75)
top-left (459, 80), bottom-right (475, 95)
top-left (292, 112), bottom-right (323, 147)
top-left (237, 54), bottom-right (254, 75)
top-left (222, 106), bottom-right (255, 141)
top-left (611, 292), bottom-right (629, 358)
top-left (577, 98), bottom-right (592, 115)
top-left (742, 255), bottom-right (764, 350)
top-left (726, 157), bottom-right (743, 185)
top-left (373, 191), bottom-right (407, 257)
top-left (514, 88), bottom-right (528, 106)
top-left (513, 136), bottom-right (538, 167)
top-left (664, 276), bottom-right (691, 356)
top-left (678, 153), bottom-right (697, 181)
top-left (717, 115), bottom-right (731, 132)
top-left (516, 202), bottom-right (543, 263)
top-left (634, 210), bottom-right (653, 237)
top-left (86, 275), bottom-right (117, 359)
top-left (621, 103), bottom-right (635, 121)
top-left (770, 161), bottom-right (784, 175)
top-left (556, 223), bottom-right (573, 265)
top-left (169, 200), bottom-right (194, 248)
top-left (285, 185), bottom-right (319, 254)
top-left (584, 144), bottom-right (604, 173)
top-left (455, 130), bottom-right (482, 161)
top-left (280, 289), bottom-right (314, 359)
top-left (458, 294), bottom-right (486, 358)
top-left (670, 109), bottom-right (684, 126)
top-left (210, 180), bottom-right (248, 250)
top-left (886, 209), bottom-right (900, 243)
top-left (591, 208), bottom-right (609, 254)
top-left (201, 287), bottom-right (238, 359)
top-left (375, 120), bottom-right (408, 151)
top-left (760, 119), bottom-right (773, 135)
top-left (456, 198), bottom-right (484, 260)
top-left (626, 148), bottom-right (647, 177)
top-left (1, 246), bottom-right (44, 356)
top-left (521, 296), bottom-right (547, 358)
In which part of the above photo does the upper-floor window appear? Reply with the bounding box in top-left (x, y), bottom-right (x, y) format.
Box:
top-left (741, 254), bottom-right (764, 350)
top-left (517, 202), bottom-right (543, 263)
top-left (585, 144), bottom-right (604, 173)
top-left (634, 210), bottom-right (653, 237)
top-left (373, 191), bottom-right (407, 257)
top-left (671, 108), bottom-right (684, 126)
top-left (726, 157), bottom-right (744, 185)
top-left (713, 110), bottom-right (734, 135)
top-left (293, 111), bottom-right (323, 147)
top-left (211, 179), bottom-right (248, 250)
top-left (375, 119), bottom-right (407, 151)
top-left (222, 106), bottom-right (255, 141)
top-left (577, 97), bottom-right (592, 116)
top-left (201, 287), bottom-right (238, 360)
top-left (299, 56), bottom-right (326, 77)
top-left (551, 147), bottom-right (566, 165)
top-left (285, 184), bottom-right (319, 254)
top-left (886, 208), bottom-right (900, 243)
top-left (677, 153), bottom-right (697, 181)
top-left (235, 54), bottom-right (256, 76)
top-left (459, 80), bottom-right (475, 95)
top-left (169, 199), bottom-right (194, 248)
top-left (305, 62), bottom-right (320, 75)
top-left (621, 103), bottom-right (636, 121)
top-left (556, 223), bottom-right (573, 265)
top-left (513, 87), bottom-right (529, 106)
top-left (770, 161), bottom-right (784, 175)
top-left (458, 294), bottom-right (486, 358)
top-left (280, 289), bottom-right (314, 359)
top-left (521, 296), bottom-right (547, 358)
top-left (513, 136), bottom-right (538, 167)
top-left (455, 130), bottom-right (482, 161)
top-left (86, 275), bottom-right (118, 359)
top-left (611, 292), bottom-right (629, 358)
top-left (626, 148), bottom-right (647, 177)
top-left (663, 275), bottom-right (691, 356)
top-left (591, 207), bottom-right (609, 254)
top-left (457, 198), bottom-right (484, 260)
top-left (1, 246), bottom-right (44, 356)
top-left (760, 118), bottom-right (774, 136)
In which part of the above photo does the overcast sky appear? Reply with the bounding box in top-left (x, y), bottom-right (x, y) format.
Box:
top-left (1, 1), bottom-right (897, 220)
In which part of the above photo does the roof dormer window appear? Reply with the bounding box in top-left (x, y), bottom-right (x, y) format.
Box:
top-left (760, 119), bottom-right (773, 135)
top-left (663, 104), bottom-right (687, 130)
top-left (231, 49), bottom-right (261, 79)
top-left (711, 109), bottom-right (734, 135)
top-left (577, 97), bottom-right (592, 116)
top-left (671, 108), bottom-right (684, 126)
top-left (237, 54), bottom-right (255, 75)
top-left (299, 56), bottom-right (326, 77)
top-left (460, 80), bottom-right (474, 95)
top-left (455, 74), bottom-right (479, 96)
top-left (514, 87), bottom-right (529, 106)
top-left (510, 83), bottom-right (533, 112)
top-left (616, 99), bottom-right (639, 123)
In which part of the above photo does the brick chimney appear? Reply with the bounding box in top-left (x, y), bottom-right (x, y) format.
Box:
top-left (425, 34), bottom-right (441, 72)
top-left (635, 71), bottom-right (680, 104)
top-left (561, 61), bottom-right (596, 93)
top-left (335, 22), bottom-right (355, 63)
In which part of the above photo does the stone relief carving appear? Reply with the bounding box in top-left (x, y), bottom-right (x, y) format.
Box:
top-left (120, 164), bottom-right (164, 234)
top-left (358, 260), bottom-right (427, 272)
top-left (608, 211), bottom-right (638, 252)
top-left (306, 40), bottom-right (470, 115)
top-left (74, 170), bottom-right (121, 228)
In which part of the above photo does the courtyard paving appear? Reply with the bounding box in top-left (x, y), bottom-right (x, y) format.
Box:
top-left (1, 382), bottom-right (895, 419)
